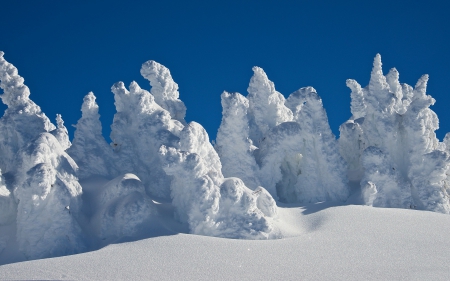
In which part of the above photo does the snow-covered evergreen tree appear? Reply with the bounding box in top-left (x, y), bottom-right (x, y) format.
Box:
top-left (340, 54), bottom-right (450, 213)
top-left (68, 92), bottom-right (115, 179)
top-left (110, 81), bottom-right (183, 200)
top-left (50, 114), bottom-right (71, 150)
top-left (215, 91), bottom-right (261, 189)
top-left (0, 52), bottom-right (55, 173)
top-left (160, 121), bottom-right (277, 239)
top-left (13, 133), bottom-right (86, 259)
top-left (247, 66), bottom-right (293, 144)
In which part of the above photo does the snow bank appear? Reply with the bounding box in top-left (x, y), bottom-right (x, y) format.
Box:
top-left (92, 173), bottom-right (156, 241)
top-left (340, 54), bottom-right (450, 213)
top-left (68, 92), bottom-right (116, 179)
top-left (13, 133), bottom-right (86, 259)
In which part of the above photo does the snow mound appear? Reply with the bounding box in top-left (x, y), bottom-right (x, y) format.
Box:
top-left (92, 173), bottom-right (156, 241)
top-left (13, 133), bottom-right (86, 259)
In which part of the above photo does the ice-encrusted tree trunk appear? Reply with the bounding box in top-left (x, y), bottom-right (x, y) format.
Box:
top-left (68, 92), bottom-right (116, 179)
top-left (13, 133), bottom-right (86, 259)
top-left (110, 81), bottom-right (183, 200)
top-left (159, 121), bottom-right (277, 239)
top-left (0, 51), bottom-right (55, 173)
top-left (340, 54), bottom-right (450, 213)
top-left (140, 60), bottom-right (187, 124)
top-left (215, 91), bottom-right (261, 189)
top-left (247, 66), bottom-right (293, 144)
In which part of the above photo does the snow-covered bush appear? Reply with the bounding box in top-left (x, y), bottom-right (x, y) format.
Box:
top-left (13, 133), bottom-right (86, 259)
top-left (92, 173), bottom-right (156, 241)
top-left (340, 54), bottom-right (450, 213)
top-left (68, 92), bottom-right (116, 179)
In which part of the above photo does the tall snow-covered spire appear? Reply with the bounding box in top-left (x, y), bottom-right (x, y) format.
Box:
top-left (140, 60), bottom-right (187, 124)
top-left (247, 66), bottom-right (293, 143)
top-left (216, 91), bottom-right (261, 189)
top-left (68, 92), bottom-right (115, 179)
top-left (0, 51), bottom-right (55, 172)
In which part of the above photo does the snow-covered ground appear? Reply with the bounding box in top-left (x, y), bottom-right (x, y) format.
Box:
top-left (1, 202), bottom-right (450, 280)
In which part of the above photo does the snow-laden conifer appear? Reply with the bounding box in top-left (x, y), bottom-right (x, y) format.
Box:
top-left (50, 114), bottom-right (71, 150)
top-left (215, 91), bottom-right (261, 189)
top-left (160, 121), bottom-right (277, 239)
top-left (68, 92), bottom-right (115, 179)
top-left (110, 81), bottom-right (183, 200)
top-left (247, 66), bottom-right (293, 143)
top-left (340, 54), bottom-right (450, 213)
top-left (0, 52), bottom-right (55, 172)
top-left (13, 133), bottom-right (86, 259)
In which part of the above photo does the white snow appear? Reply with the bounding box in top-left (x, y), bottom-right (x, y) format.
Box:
top-left (1, 51), bottom-right (450, 280)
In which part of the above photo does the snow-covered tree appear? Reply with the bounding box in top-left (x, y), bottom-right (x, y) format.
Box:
top-left (13, 133), bottom-right (86, 259)
top-left (110, 81), bottom-right (183, 200)
top-left (0, 169), bottom-right (15, 226)
top-left (0, 52), bottom-right (55, 173)
top-left (340, 54), bottom-right (450, 213)
top-left (247, 66), bottom-right (293, 144)
top-left (68, 92), bottom-right (115, 179)
top-left (50, 114), bottom-right (71, 150)
top-left (215, 91), bottom-right (261, 189)
top-left (160, 121), bottom-right (277, 239)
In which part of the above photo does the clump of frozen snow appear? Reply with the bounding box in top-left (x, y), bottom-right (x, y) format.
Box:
top-left (68, 92), bottom-right (116, 179)
top-left (92, 173), bottom-right (156, 241)
top-left (13, 133), bottom-right (86, 259)
top-left (340, 54), bottom-right (450, 213)
top-left (140, 60), bottom-right (187, 124)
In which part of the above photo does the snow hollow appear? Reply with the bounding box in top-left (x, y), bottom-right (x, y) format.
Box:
top-left (1, 51), bottom-right (450, 280)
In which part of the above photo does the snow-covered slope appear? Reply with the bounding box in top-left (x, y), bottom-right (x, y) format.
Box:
top-left (1, 204), bottom-right (450, 281)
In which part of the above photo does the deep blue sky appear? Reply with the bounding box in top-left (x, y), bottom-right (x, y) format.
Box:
top-left (1, 0), bottom-right (449, 141)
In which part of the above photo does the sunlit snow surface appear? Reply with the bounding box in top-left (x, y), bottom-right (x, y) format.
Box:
top-left (1, 203), bottom-right (450, 280)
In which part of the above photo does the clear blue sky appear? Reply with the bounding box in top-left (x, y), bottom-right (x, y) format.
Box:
top-left (1, 0), bottom-right (449, 141)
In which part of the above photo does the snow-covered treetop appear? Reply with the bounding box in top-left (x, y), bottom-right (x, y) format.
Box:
top-left (81, 92), bottom-right (100, 118)
top-left (140, 60), bottom-right (187, 123)
top-left (0, 51), bottom-right (40, 113)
